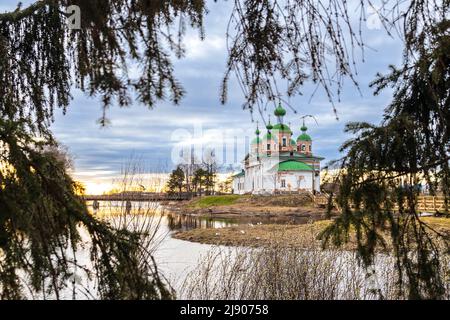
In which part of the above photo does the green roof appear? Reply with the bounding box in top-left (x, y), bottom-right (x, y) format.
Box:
top-left (232, 171), bottom-right (245, 178)
top-left (272, 123), bottom-right (291, 133)
top-left (297, 133), bottom-right (311, 141)
top-left (266, 122), bottom-right (273, 130)
top-left (277, 160), bottom-right (313, 172)
top-left (290, 139), bottom-right (296, 146)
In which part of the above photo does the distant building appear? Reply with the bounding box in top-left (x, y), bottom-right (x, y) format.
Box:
top-left (232, 103), bottom-right (324, 194)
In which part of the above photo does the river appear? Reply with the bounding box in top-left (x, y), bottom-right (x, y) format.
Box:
top-left (84, 200), bottom-right (317, 297)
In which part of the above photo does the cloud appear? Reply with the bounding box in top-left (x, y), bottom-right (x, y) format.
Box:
top-left (38, 2), bottom-right (405, 188)
top-left (183, 34), bottom-right (226, 60)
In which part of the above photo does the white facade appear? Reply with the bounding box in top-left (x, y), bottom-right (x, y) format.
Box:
top-left (232, 154), bottom-right (321, 195)
top-left (231, 103), bottom-right (323, 195)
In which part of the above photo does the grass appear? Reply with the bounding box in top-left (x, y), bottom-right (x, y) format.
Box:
top-left (187, 195), bottom-right (244, 208)
top-left (421, 216), bottom-right (450, 233)
top-left (186, 193), bottom-right (314, 210)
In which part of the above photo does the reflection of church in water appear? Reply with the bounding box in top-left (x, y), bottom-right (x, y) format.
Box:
top-left (166, 213), bottom-right (236, 231)
top-left (232, 104), bottom-right (324, 194)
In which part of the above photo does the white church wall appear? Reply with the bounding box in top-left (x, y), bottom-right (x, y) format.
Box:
top-left (244, 167), bottom-right (253, 192)
top-left (232, 176), bottom-right (246, 194)
top-left (277, 172), bottom-right (314, 192)
top-left (262, 174), bottom-right (277, 192)
top-left (232, 178), bottom-right (239, 194)
top-left (314, 174), bottom-right (321, 193)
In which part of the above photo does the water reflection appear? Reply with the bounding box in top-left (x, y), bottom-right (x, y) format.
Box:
top-left (165, 213), bottom-right (238, 231)
top-left (86, 200), bottom-right (161, 217)
top-left (86, 200), bottom-right (319, 232)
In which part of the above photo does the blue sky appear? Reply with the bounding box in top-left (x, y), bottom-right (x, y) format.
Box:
top-left (2, 1), bottom-right (404, 192)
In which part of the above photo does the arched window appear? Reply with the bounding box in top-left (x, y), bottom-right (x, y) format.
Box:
top-left (301, 144), bottom-right (306, 151)
top-left (309, 145), bottom-right (312, 151)
top-left (282, 137), bottom-right (287, 147)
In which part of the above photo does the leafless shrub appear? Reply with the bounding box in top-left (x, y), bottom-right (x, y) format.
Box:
top-left (72, 155), bottom-right (173, 299)
top-left (101, 157), bottom-right (168, 253)
top-left (181, 229), bottom-right (449, 300)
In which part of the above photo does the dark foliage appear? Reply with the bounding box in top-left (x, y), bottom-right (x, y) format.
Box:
top-left (167, 166), bottom-right (185, 195)
top-left (321, 19), bottom-right (450, 299)
top-left (0, 0), bottom-right (206, 299)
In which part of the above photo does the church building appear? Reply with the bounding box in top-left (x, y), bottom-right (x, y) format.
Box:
top-left (232, 103), bottom-right (324, 194)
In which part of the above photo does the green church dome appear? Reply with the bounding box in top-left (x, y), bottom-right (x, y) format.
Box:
top-left (274, 103), bottom-right (286, 117)
top-left (272, 123), bottom-right (291, 133)
top-left (297, 133), bottom-right (312, 142)
top-left (297, 122), bottom-right (311, 141)
top-left (266, 122), bottom-right (273, 130)
top-left (290, 139), bottom-right (296, 146)
top-left (255, 128), bottom-right (261, 135)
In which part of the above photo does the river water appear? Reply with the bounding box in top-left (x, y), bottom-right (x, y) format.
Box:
top-left (84, 200), bottom-right (316, 296)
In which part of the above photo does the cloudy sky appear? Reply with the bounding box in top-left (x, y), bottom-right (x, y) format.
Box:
top-left (3, 1), bottom-right (404, 193)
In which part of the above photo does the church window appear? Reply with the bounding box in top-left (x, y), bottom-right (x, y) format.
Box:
top-left (301, 144), bottom-right (306, 151)
top-left (282, 137), bottom-right (287, 147)
top-left (281, 179), bottom-right (286, 188)
top-left (267, 144), bottom-right (271, 151)
top-left (309, 145), bottom-right (312, 151)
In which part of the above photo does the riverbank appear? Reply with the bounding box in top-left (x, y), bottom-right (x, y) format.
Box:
top-left (173, 220), bottom-right (334, 248)
top-left (173, 217), bottom-right (450, 248)
top-left (165, 194), bottom-right (333, 219)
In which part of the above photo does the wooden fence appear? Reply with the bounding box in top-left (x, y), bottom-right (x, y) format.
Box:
top-left (415, 195), bottom-right (448, 212)
top-left (314, 194), bottom-right (448, 214)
